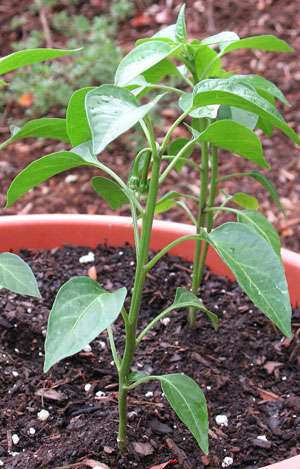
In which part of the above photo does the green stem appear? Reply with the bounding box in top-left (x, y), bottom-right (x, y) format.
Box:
top-left (107, 325), bottom-right (120, 370)
top-left (193, 146), bottom-right (218, 308)
top-left (117, 120), bottom-right (161, 451)
top-left (188, 121), bottom-right (209, 327)
top-left (159, 138), bottom-right (197, 184)
top-left (145, 234), bottom-right (203, 272)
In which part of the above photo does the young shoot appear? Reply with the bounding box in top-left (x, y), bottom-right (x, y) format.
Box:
top-left (3, 4), bottom-right (298, 454)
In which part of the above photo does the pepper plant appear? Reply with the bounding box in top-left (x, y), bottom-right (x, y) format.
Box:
top-left (3, 5), bottom-right (298, 454)
top-left (0, 46), bottom-right (80, 298)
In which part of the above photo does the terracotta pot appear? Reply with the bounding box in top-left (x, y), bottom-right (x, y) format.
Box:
top-left (1, 214), bottom-right (299, 468)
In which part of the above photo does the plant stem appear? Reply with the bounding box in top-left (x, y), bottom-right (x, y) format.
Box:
top-left (196, 145), bottom-right (219, 286)
top-left (188, 120), bottom-right (209, 327)
top-left (117, 121), bottom-right (161, 451)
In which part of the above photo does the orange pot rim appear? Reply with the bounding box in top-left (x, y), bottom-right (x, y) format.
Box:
top-left (0, 214), bottom-right (299, 468)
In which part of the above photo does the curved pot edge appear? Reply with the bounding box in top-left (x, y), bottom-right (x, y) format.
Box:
top-left (0, 214), bottom-right (299, 469)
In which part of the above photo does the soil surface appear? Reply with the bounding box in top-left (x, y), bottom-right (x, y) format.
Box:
top-left (1, 244), bottom-right (299, 468)
top-left (0, 0), bottom-right (300, 252)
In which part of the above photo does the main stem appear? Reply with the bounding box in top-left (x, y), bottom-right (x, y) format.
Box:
top-left (189, 145), bottom-right (218, 327)
top-left (117, 129), bottom-right (161, 451)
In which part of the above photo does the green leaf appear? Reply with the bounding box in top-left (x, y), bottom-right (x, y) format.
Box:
top-left (246, 170), bottom-right (283, 212)
top-left (229, 75), bottom-right (288, 105)
top-left (6, 149), bottom-right (99, 207)
top-left (172, 287), bottom-right (218, 330)
top-left (192, 79), bottom-right (300, 145)
top-left (157, 374), bottom-right (208, 454)
top-left (66, 87), bottom-right (94, 147)
top-left (179, 92), bottom-right (219, 119)
top-left (44, 276), bottom-right (126, 372)
top-left (217, 105), bottom-right (258, 130)
top-left (221, 35), bottom-right (293, 56)
top-left (0, 252), bottom-right (41, 298)
top-left (208, 222), bottom-right (291, 337)
top-left (115, 41), bottom-right (180, 86)
top-left (91, 176), bottom-right (128, 210)
top-left (175, 4), bottom-right (187, 42)
top-left (0, 118), bottom-right (69, 151)
top-left (237, 210), bottom-right (281, 256)
top-left (201, 31), bottom-right (240, 49)
top-left (231, 192), bottom-right (259, 210)
top-left (194, 46), bottom-right (222, 79)
top-left (143, 58), bottom-right (180, 83)
top-left (155, 191), bottom-right (194, 214)
top-left (85, 85), bottom-right (163, 155)
top-left (197, 120), bottom-right (268, 168)
top-left (0, 48), bottom-right (81, 75)
top-left (153, 24), bottom-right (177, 42)
top-left (168, 137), bottom-right (194, 171)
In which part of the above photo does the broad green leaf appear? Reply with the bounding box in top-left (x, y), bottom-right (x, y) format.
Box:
top-left (158, 374), bottom-right (208, 454)
top-left (91, 176), bottom-right (128, 209)
top-left (0, 252), bottom-right (41, 298)
top-left (229, 75), bottom-right (288, 105)
top-left (44, 276), bottom-right (126, 372)
top-left (237, 210), bottom-right (281, 256)
top-left (0, 48), bottom-right (81, 75)
top-left (257, 116), bottom-right (273, 136)
top-left (0, 118), bottom-right (69, 151)
top-left (201, 31), bottom-right (240, 49)
top-left (85, 85), bottom-right (163, 154)
top-left (192, 79), bottom-right (300, 145)
top-left (208, 222), bottom-right (291, 336)
top-left (179, 92), bottom-right (219, 119)
top-left (196, 120), bottom-right (268, 168)
top-left (115, 41), bottom-right (180, 86)
top-left (168, 137), bottom-right (194, 171)
top-left (217, 105), bottom-right (258, 130)
top-left (66, 87), bottom-right (94, 147)
top-left (195, 46), bottom-right (222, 79)
top-left (143, 58), bottom-right (180, 83)
top-left (175, 4), bottom-right (187, 42)
top-left (246, 170), bottom-right (283, 211)
top-left (232, 192), bottom-right (259, 210)
top-left (6, 149), bottom-right (99, 207)
top-left (221, 35), bottom-right (293, 56)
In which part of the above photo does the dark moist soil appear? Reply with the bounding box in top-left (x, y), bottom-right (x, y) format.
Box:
top-left (1, 244), bottom-right (300, 469)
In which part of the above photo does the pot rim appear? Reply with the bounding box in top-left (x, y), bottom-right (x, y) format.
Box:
top-left (0, 214), bottom-right (299, 468)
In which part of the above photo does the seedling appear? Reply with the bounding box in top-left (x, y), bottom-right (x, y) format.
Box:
top-left (0, 46), bottom-right (80, 297)
top-left (3, 5), bottom-right (298, 453)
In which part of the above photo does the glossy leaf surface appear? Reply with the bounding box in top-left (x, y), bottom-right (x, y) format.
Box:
top-left (44, 277), bottom-right (126, 372)
top-left (86, 85), bottom-right (162, 154)
top-left (115, 41), bottom-right (180, 86)
top-left (0, 48), bottom-right (81, 75)
top-left (192, 79), bottom-right (300, 144)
